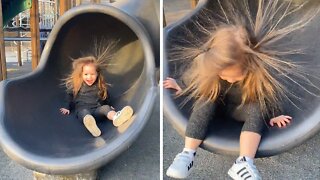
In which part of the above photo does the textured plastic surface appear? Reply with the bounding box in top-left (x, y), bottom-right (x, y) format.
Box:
top-left (163, 0), bottom-right (320, 157)
top-left (0, 2), bottom-right (157, 174)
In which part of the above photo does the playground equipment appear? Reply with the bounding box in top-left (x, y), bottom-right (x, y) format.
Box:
top-left (164, 0), bottom-right (320, 157)
top-left (5, 0), bottom-right (56, 29)
top-left (0, 0), bottom-right (158, 175)
top-left (2, 0), bottom-right (32, 25)
top-left (2, 0), bottom-right (56, 69)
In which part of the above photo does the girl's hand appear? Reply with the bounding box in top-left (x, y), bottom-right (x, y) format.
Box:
top-left (163, 77), bottom-right (182, 95)
top-left (60, 108), bottom-right (70, 115)
top-left (269, 115), bottom-right (292, 128)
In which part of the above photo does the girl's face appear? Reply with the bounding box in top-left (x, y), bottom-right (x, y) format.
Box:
top-left (218, 64), bottom-right (247, 83)
top-left (82, 63), bottom-right (98, 86)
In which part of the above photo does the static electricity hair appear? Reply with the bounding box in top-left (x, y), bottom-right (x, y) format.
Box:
top-left (169, 0), bottom-right (320, 116)
top-left (63, 40), bottom-right (118, 100)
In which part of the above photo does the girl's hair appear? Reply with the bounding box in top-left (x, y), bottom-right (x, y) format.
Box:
top-left (63, 39), bottom-right (118, 100)
top-left (64, 56), bottom-right (108, 100)
top-left (184, 26), bottom-right (283, 116)
top-left (170, 0), bottom-right (320, 116)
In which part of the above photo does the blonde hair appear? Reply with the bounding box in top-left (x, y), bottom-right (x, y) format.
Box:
top-left (170, 0), bottom-right (320, 116)
top-left (64, 56), bottom-right (108, 100)
top-left (62, 39), bottom-right (118, 100)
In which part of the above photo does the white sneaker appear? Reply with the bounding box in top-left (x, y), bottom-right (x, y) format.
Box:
top-left (113, 106), bottom-right (134, 127)
top-left (83, 115), bottom-right (101, 137)
top-left (166, 151), bottom-right (195, 179)
top-left (228, 160), bottom-right (262, 180)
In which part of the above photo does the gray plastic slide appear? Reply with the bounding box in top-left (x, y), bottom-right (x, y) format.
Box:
top-left (0, 1), bottom-right (158, 175)
top-left (164, 0), bottom-right (320, 157)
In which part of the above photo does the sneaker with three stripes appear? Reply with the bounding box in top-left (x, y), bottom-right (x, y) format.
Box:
top-left (228, 157), bottom-right (262, 180)
top-left (166, 151), bottom-right (195, 179)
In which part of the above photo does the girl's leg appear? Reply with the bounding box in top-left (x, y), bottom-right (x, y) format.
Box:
top-left (77, 108), bottom-right (101, 137)
top-left (95, 105), bottom-right (133, 127)
top-left (107, 111), bottom-right (116, 120)
top-left (184, 100), bottom-right (217, 149)
top-left (185, 137), bottom-right (203, 150)
top-left (228, 103), bottom-right (264, 180)
top-left (167, 100), bottom-right (216, 179)
top-left (240, 131), bottom-right (261, 159)
top-left (239, 102), bottom-right (265, 159)
top-left (77, 109), bottom-right (92, 120)
top-left (228, 132), bottom-right (262, 180)
top-left (94, 105), bottom-right (113, 121)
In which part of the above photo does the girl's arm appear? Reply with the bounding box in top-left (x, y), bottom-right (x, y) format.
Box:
top-left (100, 91), bottom-right (111, 105)
top-left (60, 108), bottom-right (70, 115)
top-left (60, 90), bottom-right (73, 115)
top-left (163, 77), bottom-right (183, 95)
top-left (100, 92), bottom-right (115, 110)
top-left (269, 115), bottom-right (292, 128)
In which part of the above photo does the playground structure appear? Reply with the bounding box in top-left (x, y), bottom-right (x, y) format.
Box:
top-left (164, 0), bottom-right (320, 157)
top-left (6, 0), bottom-right (56, 29)
top-left (0, 0), bottom-right (159, 178)
top-left (0, 0), bottom-right (116, 81)
top-left (4, 0), bottom-right (55, 70)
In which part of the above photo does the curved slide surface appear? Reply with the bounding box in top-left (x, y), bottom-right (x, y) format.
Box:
top-left (0, 4), bottom-right (157, 174)
top-left (164, 0), bottom-right (320, 157)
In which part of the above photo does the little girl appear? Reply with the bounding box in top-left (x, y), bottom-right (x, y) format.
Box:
top-left (164, 0), bottom-right (320, 178)
top-left (164, 26), bottom-right (295, 179)
top-left (60, 56), bottom-right (133, 137)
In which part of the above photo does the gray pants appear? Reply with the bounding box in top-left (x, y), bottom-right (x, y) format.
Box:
top-left (76, 105), bottom-right (112, 121)
top-left (185, 99), bottom-right (265, 140)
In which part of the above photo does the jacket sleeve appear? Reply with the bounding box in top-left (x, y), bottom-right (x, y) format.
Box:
top-left (176, 78), bottom-right (187, 90)
top-left (100, 90), bottom-right (112, 105)
top-left (62, 90), bottom-right (73, 110)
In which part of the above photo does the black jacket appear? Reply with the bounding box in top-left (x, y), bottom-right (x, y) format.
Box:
top-left (63, 82), bottom-right (110, 111)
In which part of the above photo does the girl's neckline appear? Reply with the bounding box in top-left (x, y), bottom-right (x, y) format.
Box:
top-left (219, 78), bottom-right (237, 86)
top-left (82, 81), bottom-right (97, 87)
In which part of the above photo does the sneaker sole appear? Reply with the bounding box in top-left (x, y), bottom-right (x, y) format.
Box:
top-left (83, 115), bottom-right (101, 137)
top-left (113, 106), bottom-right (134, 127)
top-left (166, 167), bottom-right (191, 179)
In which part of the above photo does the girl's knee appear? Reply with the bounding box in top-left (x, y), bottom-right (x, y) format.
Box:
top-left (77, 109), bottom-right (91, 120)
top-left (100, 105), bottom-right (111, 111)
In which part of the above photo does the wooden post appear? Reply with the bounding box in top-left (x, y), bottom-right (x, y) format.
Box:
top-left (59, 0), bottom-right (71, 16)
top-left (15, 17), bottom-right (22, 66)
top-left (0, 0), bottom-right (7, 80)
top-left (30, 0), bottom-right (41, 70)
top-left (190, 0), bottom-right (199, 8)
